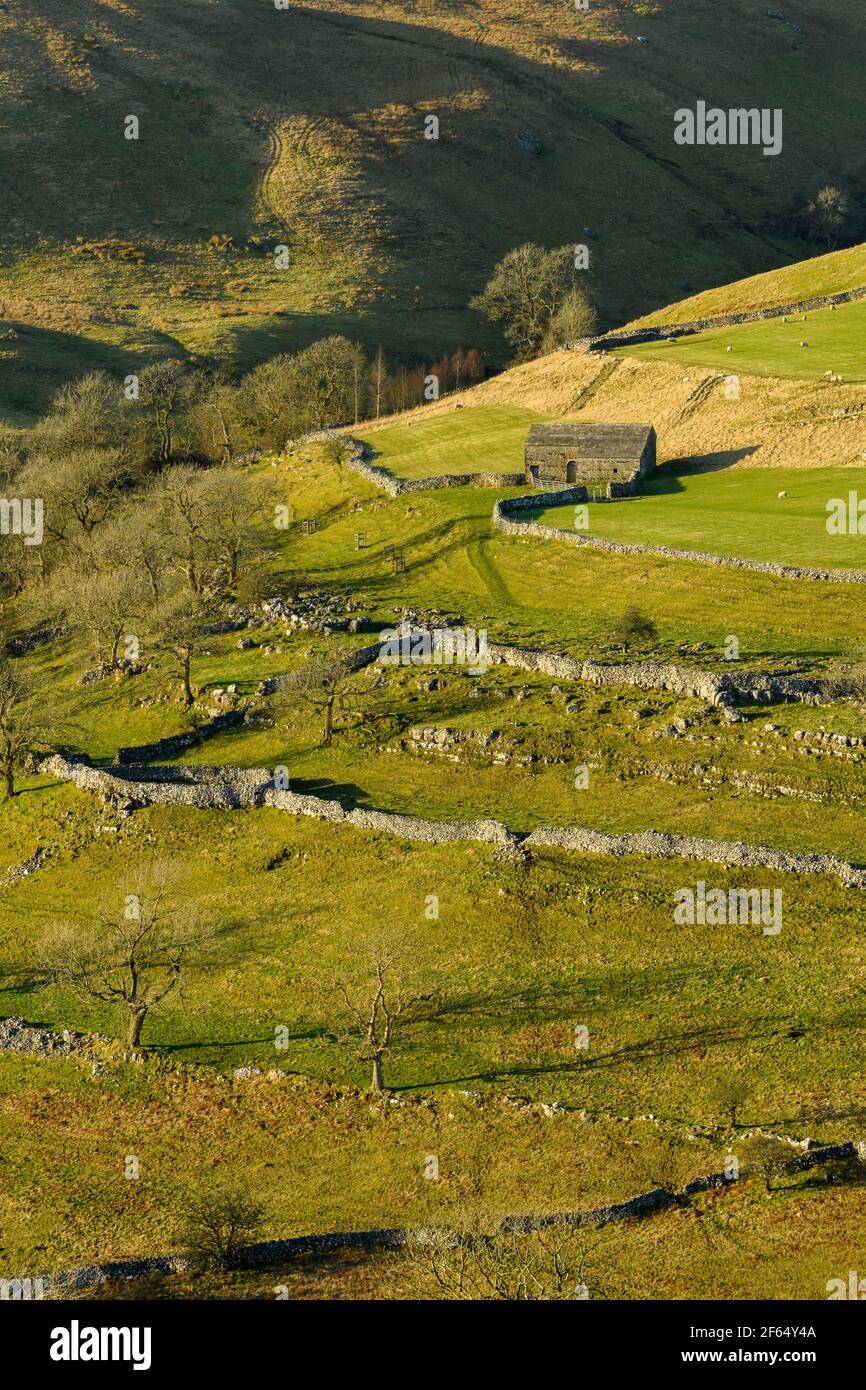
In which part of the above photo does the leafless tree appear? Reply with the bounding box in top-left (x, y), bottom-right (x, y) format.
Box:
top-left (154, 465), bottom-right (220, 596)
top-left (805, 185), bottom-right (849, 248)
top-left (277, 651), bottom-right (384, 745)
top-left (178, 1187), bottom-right (266, 1271)
top-left (41, 864), bottom-right (212, 1049)
top-left (206, 466), bottom-right (271, 585)
top-left (155, 592), bottom-right (216, 707)
top-left (399, 1183), bottom-right (621, 1300)
top-left (54, 556), bottom-right (145, 671)
top-left (332, 934), bottom-right (437, 1092)
top-left (713, 1073), bottom-right (754, 1133)
top-left (139, 359), bottom-right (188, 463)
top-left (0, 655), bottom-right (40, 798)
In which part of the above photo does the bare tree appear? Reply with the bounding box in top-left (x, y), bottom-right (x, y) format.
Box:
top-left (612, 605), bottom-right (657, 650)
top-left (277, 651), bottom-right (383, 745)
top-left (713, 1073), bottom-right (754, 1133)
top-left (108, 497), bottom-right (171, 604)
top-left (470, 243), bottom-right (577, 360)
top-left (370, 345), bottom-right (387, 418)
top-left (54, 557), bottom-right (145, 671)
top-left (743, 1136), bottom-right (793, 1194)
top-left (41, 865), bottom-right (212, 1049)
top-left (805, 185), bottom-right (849, 248)
top-left (332, 934), bottom-right (437, 1092)
top-left (32, 371), bottom-right (136, 457)
top-left (155, 465), bottom-right (220, 596)
top-left (178, 1187), bottom-right (266, 1271)
top-left (155, 592), bottom-right (216, 707)
top-left (19, 447), bottom-right (130, 560)
top-left (0, 656), bottom-right (40, 798)
top-left (399, 1187), bottom-right (621, 1300)
top-left (541, 286), bottom-right (598, 352)
top-left (205, 466), bottom-right (271, 585)
top-left (139, 359), bottom-right (188, 463)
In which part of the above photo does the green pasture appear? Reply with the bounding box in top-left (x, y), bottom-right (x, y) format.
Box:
top-left (621, 299), bottom-right (866, 383)
top-left (531, 466), bottom-right (866, 570)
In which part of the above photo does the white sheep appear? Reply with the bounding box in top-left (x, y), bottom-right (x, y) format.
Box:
top-left (778, 490), bottom-right (787, 499)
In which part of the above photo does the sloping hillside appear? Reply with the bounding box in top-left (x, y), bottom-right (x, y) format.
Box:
top-left (2, 0), bottom-right (866, 416)
top-left (623, 243), bottom-right (866, 330)
top-left (366, 346), bottom-right (866, 472)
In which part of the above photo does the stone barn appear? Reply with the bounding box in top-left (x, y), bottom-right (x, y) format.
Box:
top-left (524, 422), bottom-right (656, 493)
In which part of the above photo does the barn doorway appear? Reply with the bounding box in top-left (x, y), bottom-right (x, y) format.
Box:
top-left (529, 465), bottom-right (540, 486)
top-left (566, 460), bottom-right (578, 483)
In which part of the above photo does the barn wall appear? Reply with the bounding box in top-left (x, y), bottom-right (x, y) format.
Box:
top-left (638, 432), bottom-right (657, 478)
top-left (524, 446), bottom-right (643, 487)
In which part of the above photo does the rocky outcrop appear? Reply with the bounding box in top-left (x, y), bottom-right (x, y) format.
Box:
top-left (493, 493), bottom-right (866, 585)
top-left (0, 1016), bottom-right (96, 1059)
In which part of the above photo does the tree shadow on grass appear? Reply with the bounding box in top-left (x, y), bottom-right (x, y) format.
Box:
top-left (397, 1018), bottom-right (785, 1095)
top-left (155, 1026), bottom-right (329, 1055)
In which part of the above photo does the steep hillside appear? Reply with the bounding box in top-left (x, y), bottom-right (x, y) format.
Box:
top-left (623, 243), bottom-right (866, 330)
top-left (369, 346), bottom-right (866, 472)
top-left (2, 0), bottom-right (866, 416)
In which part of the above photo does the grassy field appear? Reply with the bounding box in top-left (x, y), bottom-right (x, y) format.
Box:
top-left (5, 332), bottom-right (866, 1296)
top-left (531, 466), bottom-right (866, 569)
top-left (3, 979), bottom-right (866, 1294)
top-left (356, 405), bottom-right (539, 477)
top-left (4, 0), bottom-right (866, 418)
top-left (623, 243), bottom-right (866, 331)
top-left (69, 1177), bottom-right (866, 1303)
top-left (621, 298), bottom-right (866, 383)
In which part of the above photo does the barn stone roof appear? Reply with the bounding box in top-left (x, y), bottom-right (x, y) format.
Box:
top-left (526, 422), bottom-right (654, 458)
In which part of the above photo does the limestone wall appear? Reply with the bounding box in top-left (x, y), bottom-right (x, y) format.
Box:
top-left (41, 1140), bottom-right (859, 1291)
top-left (40, 755), bottom-right (866, 889)
top-left (493, 494), bottom-right (866, 585)
top-left (586, 283), bottom-right (866, 353)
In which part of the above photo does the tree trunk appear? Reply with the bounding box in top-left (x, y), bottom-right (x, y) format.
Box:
top-left (216, 406), bottom-right (232, 464)
top-left (181, 650), bottom-right (193, 706)
top-left (2, 768), bottom-right (13, 799)
top-left (370, 1055), bottom-right (383, 1092)
top-left (127, 1007), bottom-right (147, 1049)
top-left (322, 696), bottom-right (335, 744)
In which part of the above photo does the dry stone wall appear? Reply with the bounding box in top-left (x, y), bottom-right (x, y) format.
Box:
top-left (40, 1140), bottom-right (859, 1292)
top-left (584, 284), bottom-right (866, 353)
top-left (494, 494), bottom-right (866, 585)
top-left (488, 642), bottom-right (826, 708)
top-left (41, 755), bottom-right (866, 890)
top-left (307, 430), bottom-right (526, 496)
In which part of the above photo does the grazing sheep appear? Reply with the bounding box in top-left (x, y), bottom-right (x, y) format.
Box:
top-left (778, 491), bottom-right (787, 499)
top-left (800, 340), bottom-right (808, 347)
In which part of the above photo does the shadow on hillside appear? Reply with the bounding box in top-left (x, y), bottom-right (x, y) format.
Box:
top-left (654, 446), bottom-right (762, 487)
top-left (0, 319), bottom-right (184, 424)
top-left (156, 1026), bottom-right (328, 1055)
top-left (400, 1017), bottom-right (782, 1094)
